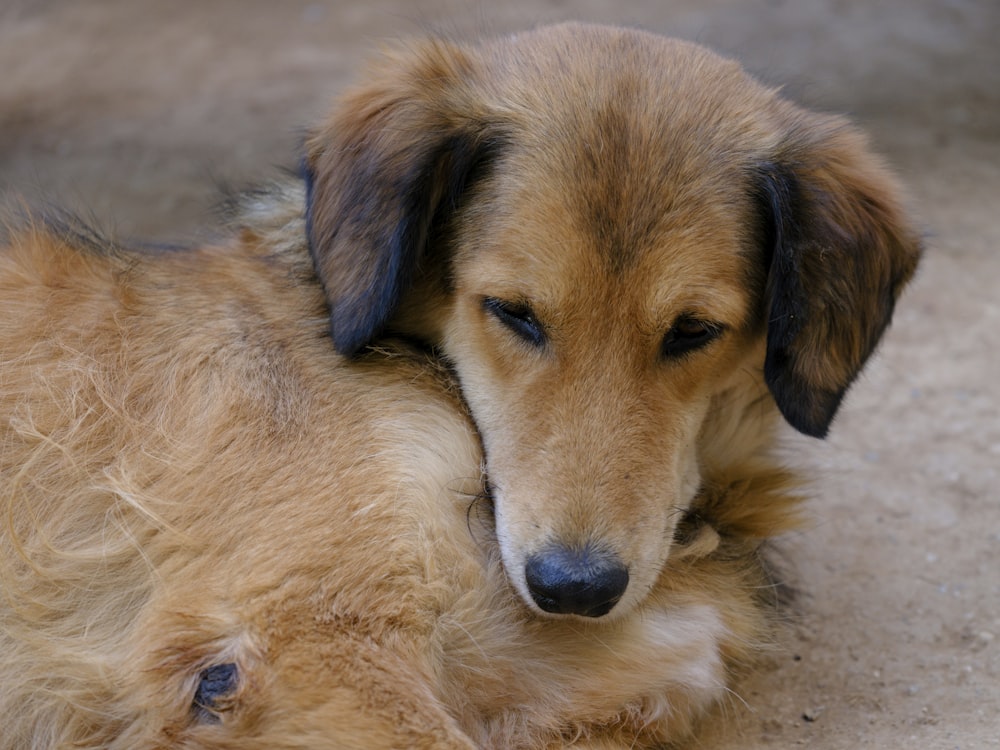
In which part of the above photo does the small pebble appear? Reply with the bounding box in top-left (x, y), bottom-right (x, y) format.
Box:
top-left (802, 706), bottom-right (824, 722)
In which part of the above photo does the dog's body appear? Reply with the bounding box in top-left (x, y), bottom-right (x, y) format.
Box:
top-left (3, 187), bottom-right (789, 748)
top-left (1, 22), bottom-right (919, 748)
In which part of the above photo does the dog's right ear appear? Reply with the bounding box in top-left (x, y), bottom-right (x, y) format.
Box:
top-left (757, 115), bottom-right (922, 438)
top-left (303, 40), bottom-right (499, 355)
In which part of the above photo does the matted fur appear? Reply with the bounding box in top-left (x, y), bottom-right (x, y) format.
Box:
top-left (4, 185), bottom-right (794, 748)
top-left (304, 22), bottom-right (921, 619)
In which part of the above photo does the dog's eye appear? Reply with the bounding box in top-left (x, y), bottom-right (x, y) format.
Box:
top-left (192, 663), bottom-right (239, 723)
top-left (661, 316), bottom-right (722, 358)
top-left (483, 297), bottom-right (546, 347)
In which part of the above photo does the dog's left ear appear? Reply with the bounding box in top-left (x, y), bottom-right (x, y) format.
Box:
top-left (759, 115), bottom-right (922, 438)
top-left (302, 40), bottom-right (499, 356)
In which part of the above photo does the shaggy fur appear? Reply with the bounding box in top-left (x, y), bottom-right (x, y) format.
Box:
top-left (304, 22), bottom-right (922, 619)
top-left (1, 22), bottom-right (919, 749)
top-left (4, 185), bottom-right (794, 748)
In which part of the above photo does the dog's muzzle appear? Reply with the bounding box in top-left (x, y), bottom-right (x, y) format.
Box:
top-left (524, 545), bottom-right (629, 617)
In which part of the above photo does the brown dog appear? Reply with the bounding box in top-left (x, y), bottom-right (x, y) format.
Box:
top-left (1, 22), bottom-right (919, 749)
top-left (4, 184), bottom-right (795, 748)
top-left (304, 22), bottom-right (922, 619)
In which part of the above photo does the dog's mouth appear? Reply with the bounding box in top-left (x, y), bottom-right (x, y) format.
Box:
top-left (488, 487), bottom-right (643, 620)
top-left (488, 484), bottom-right (724, 620)
top-left (515, 523), bottom-right (720, 619)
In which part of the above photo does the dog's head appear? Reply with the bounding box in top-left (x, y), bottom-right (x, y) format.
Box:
top-left (304, 23), bottom-right (921, 619)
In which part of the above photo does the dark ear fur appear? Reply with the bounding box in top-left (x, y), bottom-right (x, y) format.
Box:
top-left (759, 117), bottom-right (922, 438)
top-left (303, 40), bottom-right (499, 355)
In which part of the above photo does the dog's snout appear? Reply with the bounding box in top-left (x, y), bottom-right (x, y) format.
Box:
top-left (524, 546), bottom-right (629, 618)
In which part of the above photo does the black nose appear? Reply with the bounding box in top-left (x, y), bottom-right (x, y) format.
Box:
top-left (524, 545), bottom-right (629, 617)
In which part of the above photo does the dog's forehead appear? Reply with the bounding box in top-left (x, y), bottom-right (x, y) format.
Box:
top-left (485, 23), bottom-right (781, 151)
top-left (470, 26), bottom-right (774, 279)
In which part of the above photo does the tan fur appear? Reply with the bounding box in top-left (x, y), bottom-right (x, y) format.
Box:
top-left (1, 22), bottom-right (920, 748)
top-left (1, 183), bottom-right (800, 748)
top-left (0, 185), bottom-right (794, 748)
top-left (304, 23), bottom-right (921, 619)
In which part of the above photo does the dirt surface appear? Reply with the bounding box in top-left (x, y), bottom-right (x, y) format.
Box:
top-left (2, 1), bottom-right (997, 747)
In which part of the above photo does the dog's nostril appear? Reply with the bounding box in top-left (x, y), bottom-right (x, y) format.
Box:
top-left (524, 546), bottom-right (629, 617)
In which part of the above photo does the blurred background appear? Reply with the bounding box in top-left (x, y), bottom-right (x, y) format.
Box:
top-left (1, 2), bottom-right (997, 747)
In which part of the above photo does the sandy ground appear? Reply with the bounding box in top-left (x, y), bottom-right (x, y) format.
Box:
top-left (1, 0), bottom-right (997, 747)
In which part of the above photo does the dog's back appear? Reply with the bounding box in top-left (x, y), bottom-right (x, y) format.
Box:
top-left (0, 196), bottom-right (489, 748)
